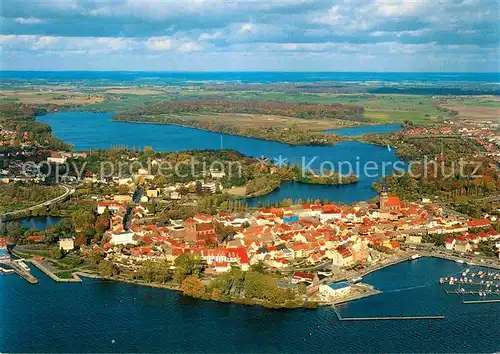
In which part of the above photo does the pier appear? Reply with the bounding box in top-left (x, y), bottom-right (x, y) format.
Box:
top-left (339, 315), bottom-right (445, 321)
top-left (445, 289), bottom-right (500, 295)
top-left (0, 265), bottom-right (15, 274)
top-left (462, 299), bottom-right (500, 304)
top-left (0, 260), bottom-right (39, 284)
top-left (332, 306), bottom-right (444, 321)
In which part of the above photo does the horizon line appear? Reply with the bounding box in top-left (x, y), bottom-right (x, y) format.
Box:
top-left (1, 70), bottom-right (499, 74)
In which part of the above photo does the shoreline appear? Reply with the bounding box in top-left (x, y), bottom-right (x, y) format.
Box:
top-left (74, 272), bottom-right (319, 309)
top-left (9, 253), bottom-right (500, 310)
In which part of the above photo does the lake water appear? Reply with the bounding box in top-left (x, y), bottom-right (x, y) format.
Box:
top-left (326, 124), bottom-right (402, 136)
top-left (17, 216), bottom-right (62, 230)
top-left (1, 257), bottom-right (498, 353)
top-left (38, 112), bottom-right (403, 205)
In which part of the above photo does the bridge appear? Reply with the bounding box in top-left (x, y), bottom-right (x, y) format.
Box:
top-left (1, 185), bottom-right (75, 228)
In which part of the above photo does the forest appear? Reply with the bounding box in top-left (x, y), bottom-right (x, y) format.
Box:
top-left (113, 99), bottom-right (366, 121)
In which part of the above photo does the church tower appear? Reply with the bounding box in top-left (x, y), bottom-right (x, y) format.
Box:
top-left (379, 182), bottom-right (389, 211)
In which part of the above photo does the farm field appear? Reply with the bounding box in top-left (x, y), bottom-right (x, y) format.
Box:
top-left (0, 90), bottom-right (104, 105)
top-left (149, 112), bottom-right (361, 131)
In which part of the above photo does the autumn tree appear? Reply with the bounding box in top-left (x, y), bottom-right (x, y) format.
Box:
top-left (99, 260), bottom-right (120, 277)
top-left (180, 274), bottom-right (205, 298)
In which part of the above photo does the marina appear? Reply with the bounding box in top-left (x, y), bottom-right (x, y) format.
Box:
top-left (439, 268), bottom-right (500, 299)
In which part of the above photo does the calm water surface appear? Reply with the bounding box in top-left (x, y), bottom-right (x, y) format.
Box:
top-left (17, 216), bottom-right (62, 230)
top-left (1, 257), bottom-right (498, 353)
top-left (38, 112), bottom-right (403, 205)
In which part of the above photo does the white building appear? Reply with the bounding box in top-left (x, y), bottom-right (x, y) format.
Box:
top-left (59, 237), bottom-right (75, 251)
top-left (110, 231), bottom-right (137, 246)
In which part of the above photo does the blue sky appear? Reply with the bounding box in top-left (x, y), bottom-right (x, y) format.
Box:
top-left (1, 0), bottom-right (498, 72)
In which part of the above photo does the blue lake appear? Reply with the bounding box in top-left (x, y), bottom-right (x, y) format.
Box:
top-left (38, 112), bottom-right (404, 205)
top-left (326, 124), bottom-right (402, 136)
top-left (17, 216), bottom-right (62, 230)
top-left (1, 257), bottom-right (499, 353)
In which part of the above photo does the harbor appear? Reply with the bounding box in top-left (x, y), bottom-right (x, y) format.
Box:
top-left (0, 259), bottom-right (39, 284)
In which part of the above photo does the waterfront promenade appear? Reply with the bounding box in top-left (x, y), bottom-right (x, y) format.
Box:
top-left (30, 260), bottom-right (82, 283)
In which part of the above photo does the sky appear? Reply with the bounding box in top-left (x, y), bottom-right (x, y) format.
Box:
top-left (0, 0), bottom-right (499, 72)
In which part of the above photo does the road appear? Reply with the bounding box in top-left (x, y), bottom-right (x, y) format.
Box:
top-left (3, 184), bottom-right (75, 218)
top-left (409, 243), bottom-right (500, 270)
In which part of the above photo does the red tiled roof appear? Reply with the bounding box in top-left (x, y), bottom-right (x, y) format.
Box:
top-left (293, 271), bottom-right (316, 282)
top-left (467, 219), bottom-right (490, 228)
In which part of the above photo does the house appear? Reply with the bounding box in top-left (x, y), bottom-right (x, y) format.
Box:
top-left (97, 201), bottom-right (123, 214)
top-left (47, 152), bottom-right (67, 164)
top-left (327, 281), bottom-right (351, 296)
top-left (201, 247), bottom-right (250, 271)
top-left (467, 219), bottom-right (490, 229)
top-left (27, 235), bottom-right (44, 243)
top-left (406, 234), bottom-right (423, 244)
top-left (445, 237), bottom-right (456, 250)
top-left (454, 238), bottom-right (471, 253)
top-left (331, 245), bottom-right (354, 267)
top-left (59, 237), bottom-right (75, 251)
top-left (202, 182), bottom-right (218, 194)
top-left (113, 194), bottom-right (132, 203)
top-left (291, 271), bottom-right (320, 295)
top-left (110, 231), bottom-right (136, 245)
top-left (146, 188), bottom-right (160, 199)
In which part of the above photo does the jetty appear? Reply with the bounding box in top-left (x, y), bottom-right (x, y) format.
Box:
top-left (332, 306), bottom-right (444, 321)
top-left (339, 315), bottom-right (445, 321)
top-left (445, 289), bottom-right (500, 295)
top-left (0, 260), bottom-right (38, 284)
top-left (462, 299), bottom-right (500, 304)
top-left (0, 265), bottom-right (15, 274)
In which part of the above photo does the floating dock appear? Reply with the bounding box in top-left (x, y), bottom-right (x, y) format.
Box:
top-left (445, 290), bottom-right (500, 295)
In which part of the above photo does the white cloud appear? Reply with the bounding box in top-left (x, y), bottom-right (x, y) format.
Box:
top-left (178, 41), bottom-right (203, 52)
top-left (312, 5), bottom-right (343, 25)
top-left (240, 23), bottom-right (254, 33)
top-left (374, 0), bottom-right (425, 17)
top-left (31, 36), bottom-right (58, 50)
top-left (0, 35), bottom-right (136, 53)
top-left (198, 31), bottom-right (223, 41)
top-left (14, 17), bottom-right (45, 24)
top-left (145, 36), bottom-right (173, 51)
